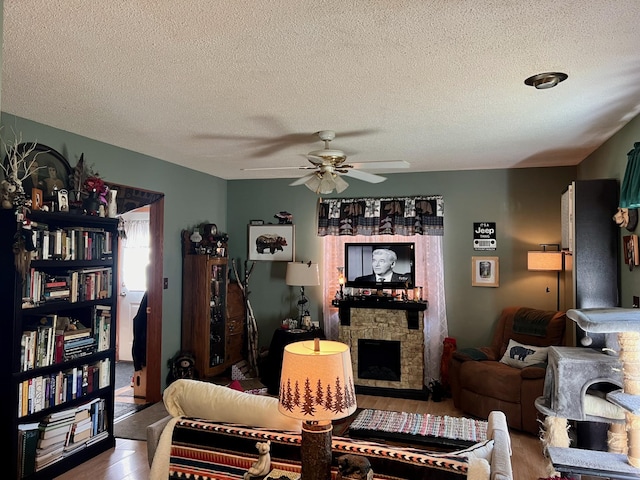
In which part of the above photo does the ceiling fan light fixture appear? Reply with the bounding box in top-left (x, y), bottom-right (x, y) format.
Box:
top-left (524, 72), bottom-right (568, 89)
top-left (317, 172), bottom-right (338, 194)
top-left (304, 173), bottom-right (322, 193)
top-left (334, 175), bottom-right (349, 193)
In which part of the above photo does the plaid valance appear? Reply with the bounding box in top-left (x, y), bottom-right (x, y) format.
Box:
top-left (317, 195), bottom-right (444, 236)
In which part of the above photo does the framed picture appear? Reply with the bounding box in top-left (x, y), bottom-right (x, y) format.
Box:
top-left (57, 189), bottom-right (69, 212)
top-left (3, 143), bottom-right (72, 198)
top-left (471, 256), bottom-right (499, 287)
top-left (31, 188), bottom-right (43, 211)
top-left (623, 235), bottom-right (639, 270)
top-left (250, 219), bottom-right (264, 225)
top-left (248, 224), bottom-right (295, 262)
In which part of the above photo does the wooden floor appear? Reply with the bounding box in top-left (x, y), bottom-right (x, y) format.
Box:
top-left (54, 394), bottom-right (552, 480)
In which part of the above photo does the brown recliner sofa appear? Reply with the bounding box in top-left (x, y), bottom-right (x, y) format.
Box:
top-left (449, 306), bottom-right (567, 435)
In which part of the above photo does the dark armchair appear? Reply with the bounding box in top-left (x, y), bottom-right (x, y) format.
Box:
top-left (449, 306), bottom-right (567, 435)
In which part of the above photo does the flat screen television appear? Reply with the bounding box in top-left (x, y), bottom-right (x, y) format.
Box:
top-left (344, 242), bottom-right (415, 290)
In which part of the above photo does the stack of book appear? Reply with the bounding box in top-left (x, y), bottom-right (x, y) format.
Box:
top-left (62, 398), bottom-right (108, 456)
top-left (42, 275), bottom-right (71, 302)
top-left (63, 325), bottom-right (96, 360)
top-left (34, 408), bottom-right (75, 471)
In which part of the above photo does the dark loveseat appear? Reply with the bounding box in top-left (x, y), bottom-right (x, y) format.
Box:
top-left (449, 306), bottom-right (567, 435)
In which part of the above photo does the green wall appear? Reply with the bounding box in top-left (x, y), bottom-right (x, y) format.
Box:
top-left (578, 113), bottom-right (640, 308)
top-left (1, 113), bottom-right (227, 385)
top-left (228, 167), bottom-right (577, 349)
top-left (4, 109), bottom-right (639, 386)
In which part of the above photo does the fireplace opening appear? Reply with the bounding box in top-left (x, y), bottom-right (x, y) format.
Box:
top-left (358, 339), bottom-right (401, 381)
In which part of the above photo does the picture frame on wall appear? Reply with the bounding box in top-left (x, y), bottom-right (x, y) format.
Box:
top-left (248, 224), bottom-right (295, 261)
top-left (471, 256), bottom-right (499, 287)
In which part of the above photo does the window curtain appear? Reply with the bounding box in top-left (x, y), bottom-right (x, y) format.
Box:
top-left (123, 219), bottom-right (150, 248)
top-left (317, 195), bottom-right (444, 236)
top-left (318, 195), bottom-right (447, 384)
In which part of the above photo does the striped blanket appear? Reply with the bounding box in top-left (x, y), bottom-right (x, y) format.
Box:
top-left (349, 409), bottom-right (487, 447)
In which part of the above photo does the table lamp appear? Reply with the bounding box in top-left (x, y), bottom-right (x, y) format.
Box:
top-left (278, 339), bottom-right (357, 480)
top-left (286, 261), bottom-right (320, 323)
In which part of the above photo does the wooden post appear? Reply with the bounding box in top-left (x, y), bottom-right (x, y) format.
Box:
top-left (301, 422), bottom-right (332, 480)
top-left (618, 331), bottom-right (640, 466)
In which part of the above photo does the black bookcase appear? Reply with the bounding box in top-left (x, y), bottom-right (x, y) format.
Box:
top-left (1, 209), bottom-right (118, 479)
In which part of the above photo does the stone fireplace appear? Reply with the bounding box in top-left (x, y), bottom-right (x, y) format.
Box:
top-left (337, 299), bottom-right (427, 396)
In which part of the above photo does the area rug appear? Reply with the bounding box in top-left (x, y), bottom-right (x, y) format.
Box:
top-left (114, 401), bottom-right (169, 440)
top-left (114, 401), bottom-right (147, 422)
top-left (347, 408), bottom-right (488, 449)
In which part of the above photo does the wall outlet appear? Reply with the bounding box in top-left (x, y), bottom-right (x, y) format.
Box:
top-left (633, 296), bottom-right (639, 308)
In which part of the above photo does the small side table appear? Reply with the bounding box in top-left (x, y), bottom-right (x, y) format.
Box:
top-left (261, 327), bottom-right (325, 395)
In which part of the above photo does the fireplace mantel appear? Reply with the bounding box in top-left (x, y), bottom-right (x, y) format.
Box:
top-left (335, 298), bottom-right (427, 329)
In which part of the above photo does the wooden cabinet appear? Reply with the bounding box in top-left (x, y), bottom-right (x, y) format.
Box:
top-left (181, 232), bottom-right (245, 379)
top-left (1, 209), bottom-right (118, 479)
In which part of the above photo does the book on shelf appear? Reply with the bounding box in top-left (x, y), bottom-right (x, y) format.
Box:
top-left (39, 418), bottom-right (73, 439)
top-left (64, 336), bottom-right (95, 350)
top-left (43, 405), bottom-right (76, 422)
top-left (36, 429), bottom-right (68, 449)
top-left (34, 446), bottom-right (65, 471)
top-left (63, 326), bottom-right (92, 340)
top-left (35, 439), bottom-right (66, 458)
top-left (18, 422), bottom-right (40, 479)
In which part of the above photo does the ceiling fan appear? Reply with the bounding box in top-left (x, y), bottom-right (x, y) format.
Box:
top-left (244, 130), bottom-right (410, 194)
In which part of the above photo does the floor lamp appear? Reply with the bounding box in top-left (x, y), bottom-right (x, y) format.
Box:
top-left (278, 339), bottom-right (357, 480)
top-left (527, 243), bottom-right (564, 311)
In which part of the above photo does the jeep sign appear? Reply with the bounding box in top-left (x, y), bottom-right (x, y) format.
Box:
top-left (473, 222), bottom-right (497, 251)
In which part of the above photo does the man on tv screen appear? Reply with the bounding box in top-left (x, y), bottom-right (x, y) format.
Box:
top-left (355, 248), bottom-right (409, 283)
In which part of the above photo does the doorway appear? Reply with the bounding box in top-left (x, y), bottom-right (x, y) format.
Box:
top-left (114, 206), bottom-right (150, 413)
top-left (117, 206), bottom-right (150, 363)
top-left (106, 184), bottom-right (164, 405)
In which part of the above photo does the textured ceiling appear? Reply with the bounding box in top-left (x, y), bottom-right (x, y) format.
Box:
top-left (3, 1), bottom-right (640, 185)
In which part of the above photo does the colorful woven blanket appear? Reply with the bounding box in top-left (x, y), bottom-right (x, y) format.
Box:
top-left (349, 409), bottom-right (487, 444)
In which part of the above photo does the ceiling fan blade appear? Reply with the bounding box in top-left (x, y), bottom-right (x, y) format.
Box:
top-left (349, 160), bottom-right (410, 170)
top-left (289, 173), bottom-right (318, 186)
top-left (343, 169), bottom-right (387, 184)
top-left (242, 166), bottom-right (311, 171)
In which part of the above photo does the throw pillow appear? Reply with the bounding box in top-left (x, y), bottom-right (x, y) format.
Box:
top-left (584, 393), bottom-right (625, 420)
top-left (163, 379), bottom-right (302, 432)
top-left (499, 339), bottom-right (549, 369)
top-left (467, 457), bottom-right (491, 480)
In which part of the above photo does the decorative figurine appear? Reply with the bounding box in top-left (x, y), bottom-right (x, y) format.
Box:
top-left (336, 454), bottom-right (373, 480)
top-left (274, 211), bottom-right (293, 224)
top-left (244, 440), bottom-right (271, 479)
